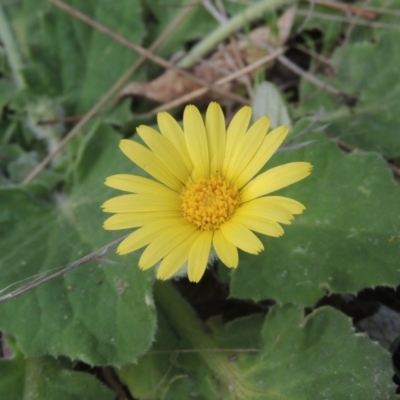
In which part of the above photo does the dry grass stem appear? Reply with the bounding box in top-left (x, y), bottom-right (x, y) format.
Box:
top-left (143, 48), bottom-right (284, 116)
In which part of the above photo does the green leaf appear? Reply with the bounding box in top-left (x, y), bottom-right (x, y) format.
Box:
top-left (252, 81), bottom-right (292, 129)
top-left (230, 133), bottom-right (400, 305)
top-left (253, 306), bottom-right (395, 399)
top-left (298, 31), bottom-right (400, 158)
top-left (6, 0), bottom-right (146, 113)
top-left (0, 338), bottom-right (114, 400)
top-left (0, 124), bottom-right (156, 366)
top-left (78, 0), bottom-right (145, 111)
top-left (0, 79), bottom-right (16, 109)
top-left (118, 309), bottom-right (183, 399)
top-left (120, 303), bottom-right (395, 399)
top-left (350, 0), bottom-right (400, 42)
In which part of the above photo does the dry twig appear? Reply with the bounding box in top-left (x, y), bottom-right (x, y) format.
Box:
top-left (0, 235), bottom-right (127, 304)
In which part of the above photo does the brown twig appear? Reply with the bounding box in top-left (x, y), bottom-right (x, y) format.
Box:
top-left (313, 0), bottom-right (377, 20)
top-left (277, 52), bottom-right (342, 95)
top-left (246, 31), bottom-right (345, 97)
top-left (294, 43), bottom-right (333, 69)
top-left (37, 115), bottom-right (84, 125)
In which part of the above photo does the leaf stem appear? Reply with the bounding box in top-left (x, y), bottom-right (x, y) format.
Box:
top-left (178, 0), bottom-right (294, 68)
top-left (153, 281), bottom-right (251, 398)
top-left (0, 4), bottom-right (26, 90)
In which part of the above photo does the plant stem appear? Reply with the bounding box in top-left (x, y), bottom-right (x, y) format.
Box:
top-left (153, 281), bottom-right (251, 399)
top-left (178, 0), bottom-right (294, 68)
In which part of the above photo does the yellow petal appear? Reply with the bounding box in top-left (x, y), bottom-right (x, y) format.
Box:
top-left (205, 102), bottom-right (226, 175)
top-left (213, 230), bottom-right (238, 268)
top-left (237, 198), bottom-right (294, 224)
top-left (103, 211), bottom-right (181, 230)
top-left (119, 139), bottom-right (182, 192)
top-left (117, 222), bottom-right (163, 255)
top-left (187, 230), bottom-right (213, 282)
top-left (230, 213), bottom-right (284, 237)
top-left (261, 196), bottom-right (305, 215)
top-left (184, 105), bottom-right (209, 178)
top-left (139, 222), bottom-right (197, 270)
top-left (225, 116), bottom-right (270, 182)
top-left (222, 106), bottom-right (251, 176)
top-left (102, 193), bottom-right (180, 213)
top-left (156, 230), bottom-right (201, 280)
top-left (157, 111), bottom-right (193, 172)
top-left (104, 174), bottom-right (177, 196)
top-left (136, 125), bottom-right (190, 183)
top-left (220, 220), bottom-right (264, 254)
top-left (241, 162), bottom-right (313, 202)
top-left (234, 126), bottom-right (289, 188)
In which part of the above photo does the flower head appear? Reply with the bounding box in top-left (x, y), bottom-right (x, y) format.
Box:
top-left (102, 103), bottom-right (312, 282)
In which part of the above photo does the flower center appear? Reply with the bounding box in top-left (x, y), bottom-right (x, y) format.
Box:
top-left (181, 177), bottom-right (240, 231)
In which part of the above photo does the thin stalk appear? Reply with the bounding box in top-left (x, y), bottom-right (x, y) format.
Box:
top-left (153, 281), bottom-right (254, 399)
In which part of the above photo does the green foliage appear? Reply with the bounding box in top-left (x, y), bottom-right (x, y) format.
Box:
top-left (298, 31), bottom-right (400, 158)
top-left (0, 338), bottom-right (114, 399)
top-left (1, 0), bottom-right (400, 398)
top-left (0, 126), bottom-right (157, 366)
top-left (231, 133), bottom-right (400, 305)
top-left (253, 81), bottom-right (292, 129)
top-left (120, 285), bottom-right (394, 399)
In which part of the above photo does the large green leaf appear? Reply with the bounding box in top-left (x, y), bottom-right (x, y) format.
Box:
top-left (0, 124), bottom-right (156, 366)
top-left (253, 306), bottom-right (394, 399)
top-left (120, 300), bottom-right (395, 399)
top-left (230, 133), bottom-right (400, 305)
top-left (298, 31), bottom-right (400, 158)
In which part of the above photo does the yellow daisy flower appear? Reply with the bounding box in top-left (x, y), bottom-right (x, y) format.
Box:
top-left (102, 102), bottom-right (312, 282)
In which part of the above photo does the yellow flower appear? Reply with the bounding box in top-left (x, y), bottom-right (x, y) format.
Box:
top-left (102, 103), bottom-right (312, 282)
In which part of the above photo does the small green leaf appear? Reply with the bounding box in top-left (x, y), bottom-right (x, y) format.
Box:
top-left (252, 81), bottom-right (292, 129)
